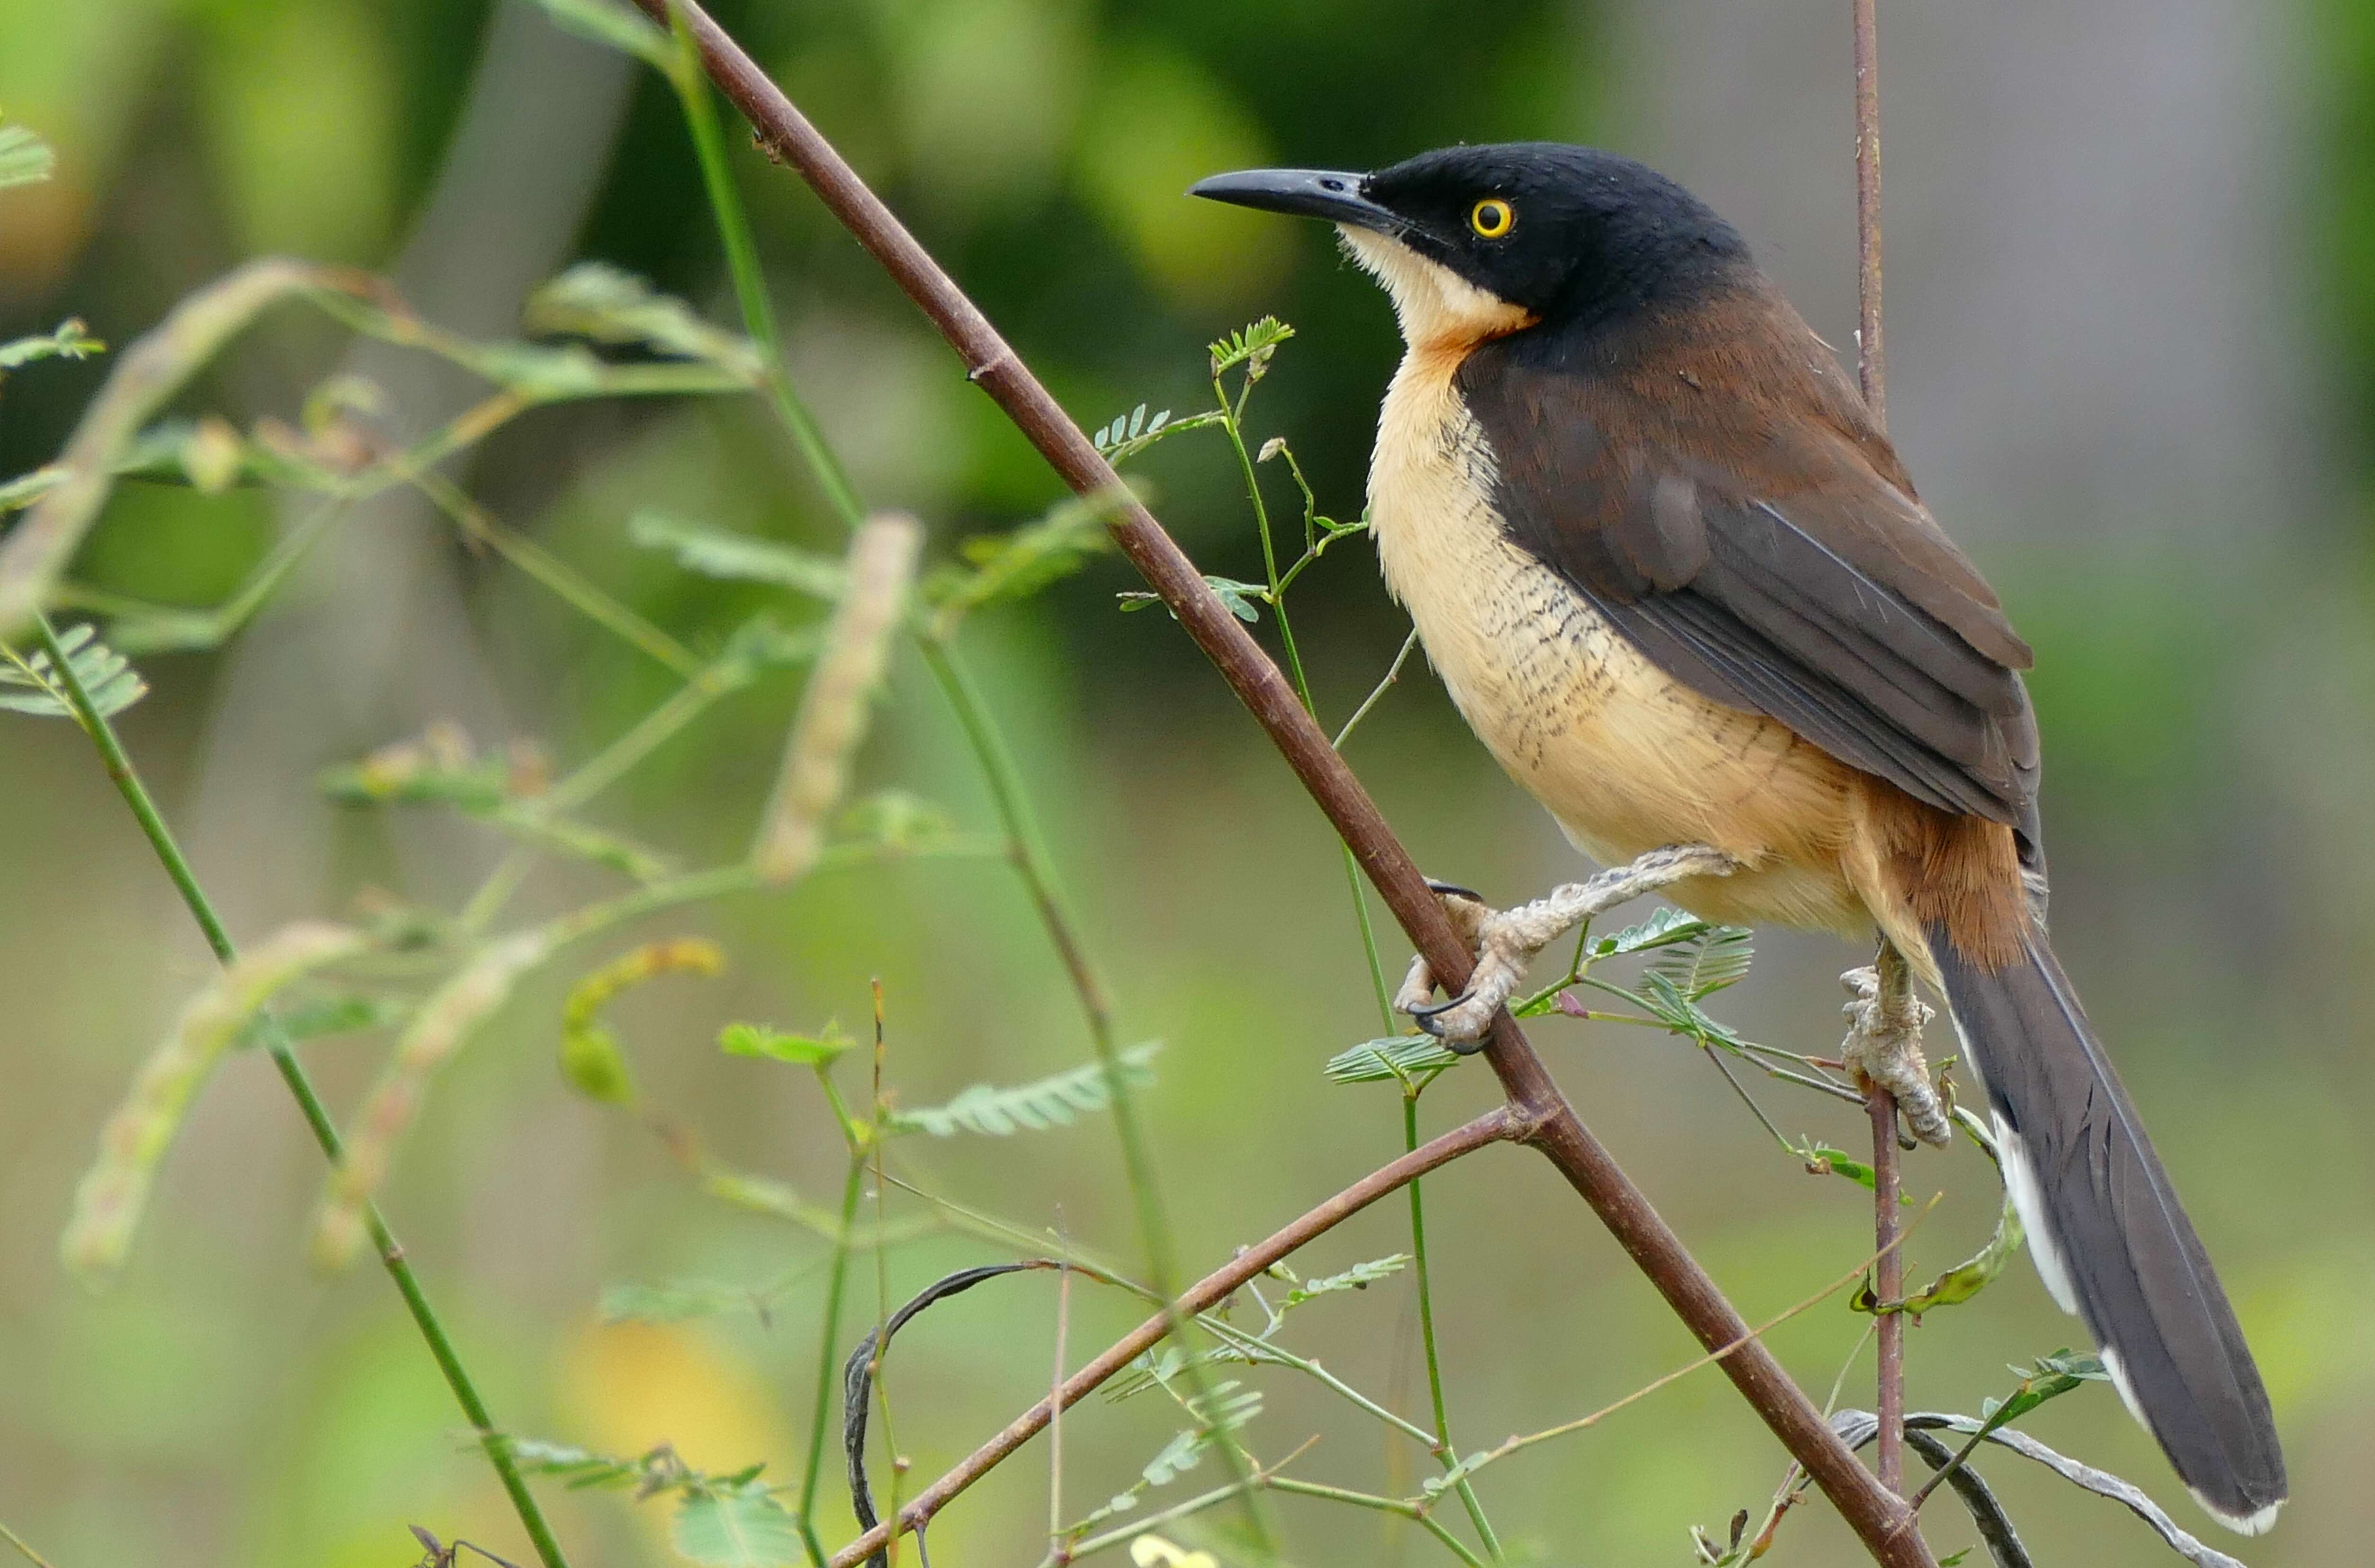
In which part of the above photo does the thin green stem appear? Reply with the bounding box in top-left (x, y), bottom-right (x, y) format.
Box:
top-left (867, 987), bottom-right (906, 1568)
top-left (543, 655), bottom-right (753, 813)
top-left (1332, 627), bottom-right (1420, 752)
top-left (664, 5), bottom-right (864, 529)
top-left (1216, 381), bottom-right (1314, 711)
top-left (415, 474), bottom-right (700, 677)
top-left (1344, 847), bottom-right (1395, 1028)
top-left (1195, 1319), bottom-right (1442, 1452)
top-left (27, 615), bottom-right (572, 1568)
top-left (0, 1520), bottom-right (60, 1568)
top-left (798, 1156), bottom-right (869, 1565)
top-left (1405, 1093), bottom-right (1501, 1560)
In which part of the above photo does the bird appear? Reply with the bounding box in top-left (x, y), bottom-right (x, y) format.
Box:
top-left (1190, 143), bottom-right (2285, 1536)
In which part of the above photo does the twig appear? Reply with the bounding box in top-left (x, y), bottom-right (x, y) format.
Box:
top-left (1333, 627), bottom-right (1421, 750)
top-left (0, 1520), bottom-right (61, 1568)
top-left (1448, 1199), bottom-right (1931, 1485)
top-left (823, 1106), bottom-right (1526, 1567)
top-left (24, 616), bottom-right (573, 1568)
top-left (800, 1156), bottom-right (869, 1567)
top-left (636, 6), bottom-right (1938, 1561)
top-left (1047, 1238), bottom-right (1072, 1557)
top-left (1851, 0), bottom-right (1909, 1502)
top-left (1404, 1093), bottom-right (1499, 1559)
top-left (1854, 0), bottom-right (1887, 422)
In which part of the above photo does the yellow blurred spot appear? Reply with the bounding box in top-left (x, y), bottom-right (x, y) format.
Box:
top-left (1130, 1536), bottom-right (1219, 1568)
top-left (1073, 47), bottom-right (1291, 308)
top-left (554, 1318), bottom-right (799, 1476)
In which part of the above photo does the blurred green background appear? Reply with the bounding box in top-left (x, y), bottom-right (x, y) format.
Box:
top-left (4, 0), bottom-right (2373, 1565)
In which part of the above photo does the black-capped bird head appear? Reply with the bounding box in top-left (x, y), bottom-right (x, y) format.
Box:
top-left (1191, 143), bottom-right (1751, 340)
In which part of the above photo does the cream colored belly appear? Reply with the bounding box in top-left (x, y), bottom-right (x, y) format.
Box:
top-left (1367, 364), bottom-right (1873, 938)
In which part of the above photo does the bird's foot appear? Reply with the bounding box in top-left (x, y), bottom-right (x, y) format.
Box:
top-left (1396, 845), bottom-right (1739, 1049)
top-left (1395, 881), bottom-right (1534, 1048)
top-left (1840, 964), bottom-right (1952, 1147)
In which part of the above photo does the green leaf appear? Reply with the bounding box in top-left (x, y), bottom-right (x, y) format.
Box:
top-left (0, 123), bottom-right (55, 190)
top-left (501, 1438), bottom-right (648, 1490)
top-left (925, 493), bottom-right (1120, 623)
top-left (719, 1021), bottom-right (854, 1067)
top-left (528, 0), bottom-right (672, 66)
top-left (1281, 1254), bottom-right (1409, 1310)
top-left (1636, 969), bottom-right (1748, 1047)
top-left (1208, 316), bottom-right (1294, 379)
top-left (672, 1486), bottom-right (804, 1568)
top-left (468, 340), bottom-right (613, 399)
top-left (1958, 1349), bottom-right (2108, 1443)
top-left (1646, 923), bottom-right (1754, 999)
top-left (629, 512), bottom-right (847, 599)
top-left (526, 263), bottom-right (760, 376)
top-left (0, 466), bottom-right (64, 514)
top-left (1588, 905), bottom-right (1713, 958)
top-left (835, 790), bottom-right (958, 852)
top-left (601, 1280), bottom-right (765, 1324)
top-left (1897, 1179), bottom-right (2025, 1317)
top-left (1937, 1550), bottom-right (1972, 1567)
top-left (1323, 1034), bottom-right (1462, 1085)
top-left (247, 993), bottom-right (405, 1045)
top-left (887, 1041), bottom-right (1161, 1137)
top-left (0, 319), bottom-right (104, 369)
top-left (1800, 1145), bottom-right (1916, 1204)
top-left (0, 624), bottom-right (148, 719)
top-left (1090, 404), bottom-right (1224, 464)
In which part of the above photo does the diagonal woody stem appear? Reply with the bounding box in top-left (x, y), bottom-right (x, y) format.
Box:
top-left (625, 6), bottom-right (1934, 1563)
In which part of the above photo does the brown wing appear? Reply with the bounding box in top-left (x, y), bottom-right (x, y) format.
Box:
top-left (1455, 285), bottom-right (2041, 835)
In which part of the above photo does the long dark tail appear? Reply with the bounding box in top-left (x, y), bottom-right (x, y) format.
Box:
top-left (1928, 922), bottom-right (2286, 1535)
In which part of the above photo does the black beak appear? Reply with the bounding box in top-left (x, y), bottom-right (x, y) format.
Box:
top-left (1188, 168), bottom-right (1404, 236)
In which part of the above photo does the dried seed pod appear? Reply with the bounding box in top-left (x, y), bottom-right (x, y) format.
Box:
top-left (63, 921), bottom-right (366, 1282)
top-left (754, 512), bottom-right (921, 884)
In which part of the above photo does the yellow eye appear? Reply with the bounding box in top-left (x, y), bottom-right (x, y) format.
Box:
top-left (1470, 197), bottom-right (1514, 238)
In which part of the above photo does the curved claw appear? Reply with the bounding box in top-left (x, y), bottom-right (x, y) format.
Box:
top-left (1424, 878), bottom-right (1484, 905)
top-left (1407, 995), bottom-right (1493, 1054)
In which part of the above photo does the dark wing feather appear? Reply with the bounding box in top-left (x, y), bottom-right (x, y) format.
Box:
top-left (1456, 316), bottom-right (2040, 832)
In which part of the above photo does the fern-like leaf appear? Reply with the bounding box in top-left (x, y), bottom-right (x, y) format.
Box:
top-left (1208, 317), bottom-right (1294, 378)
top-left (1281, 1254), bottom-right (1410, 1310)
top-left (0, 123), bottom-right (54, 190)
top-left (887, 1041), bottom-right (1161, 1137)
top-left (0, 624), bottom-right (147, 719)
top-left (629, 512), bottom-right (847, 600)
top-left (526, 263), bottom-right (760, 376)
top-left (1324, 1034), bottom-right (1461, 1084)
top-left (1589, 905), bottom-right (1712, 959)
top-left (0, 319), bottom-right (104, 370)
top-left (1647, 923), bottom-right (1754, 998)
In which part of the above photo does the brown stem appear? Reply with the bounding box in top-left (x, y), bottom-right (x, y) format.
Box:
top-left (633, 6), bottom-right (1932, 1563)
top-left (1866, 1076), bottom-right (1907, 1496)
top-left (1853, 0), bottom-right (1907, 1501)
top-left (1854, 0), bottom-right (1886, 422)
top-left (828, 1106), bottom-right (1526, 1568)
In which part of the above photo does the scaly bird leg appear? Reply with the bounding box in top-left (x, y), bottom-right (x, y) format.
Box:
top-left (1839, 941), bottom-right (1952, 1147)
top-left (1397, 843), bottom-right (1739, 1049)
